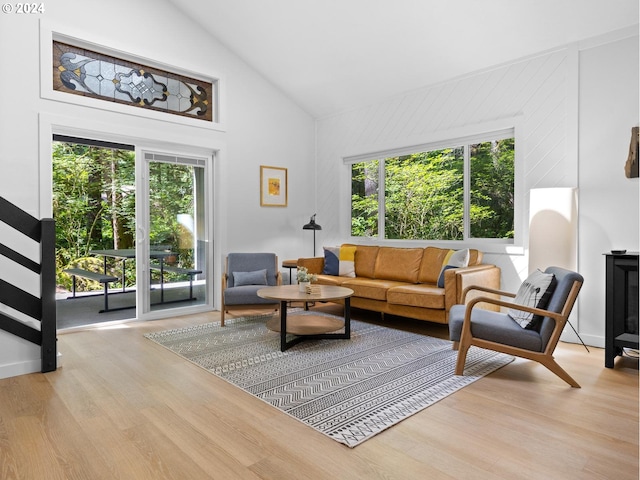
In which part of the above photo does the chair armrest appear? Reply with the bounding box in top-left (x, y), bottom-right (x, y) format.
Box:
top-left (297, 257), bottom-right (324, 275)
top-left (465, 295), bottom-right (564, 323)
top-left (460, 284), bottom-right (516, 303)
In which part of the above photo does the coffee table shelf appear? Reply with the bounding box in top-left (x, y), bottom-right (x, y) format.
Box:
top-left (265, 314), bottom-right (344, 335)
top-left (257, 285), bottom-right (354, 351)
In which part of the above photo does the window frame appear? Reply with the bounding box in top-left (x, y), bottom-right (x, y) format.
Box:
top-left (342, 121), bottom-right (524, 254)
top-left (40, 21), bottom-right (225, 132)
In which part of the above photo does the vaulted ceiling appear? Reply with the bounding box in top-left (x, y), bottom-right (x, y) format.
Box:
top-left (170, 0), bottom-right (639, 118)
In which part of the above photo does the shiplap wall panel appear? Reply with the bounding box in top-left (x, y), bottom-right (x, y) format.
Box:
top-left (317, 49), bottom-right (572, 249)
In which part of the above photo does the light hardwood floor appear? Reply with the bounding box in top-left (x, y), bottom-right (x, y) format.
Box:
top-left (0, 306), bottom-right (637, 480)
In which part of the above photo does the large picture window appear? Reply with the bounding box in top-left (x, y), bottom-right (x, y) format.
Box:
top-left (350, 132), bottom-right (514, 242)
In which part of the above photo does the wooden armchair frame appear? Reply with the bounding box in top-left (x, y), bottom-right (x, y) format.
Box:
top-left (453, 280), bottom-right (583, 388)
top-left (220, 254), bottom-right (282, 327)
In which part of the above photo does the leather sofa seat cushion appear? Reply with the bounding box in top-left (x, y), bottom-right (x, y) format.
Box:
top-left (373, 247), bottom-right (423, 283)
top-left (387, 284), bottom-right (446, 309)
top-left (342, 278), bottom-right (405, 301)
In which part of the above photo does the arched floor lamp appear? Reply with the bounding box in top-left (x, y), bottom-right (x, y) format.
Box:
top-left (303, 214), bottom-right (322, 256)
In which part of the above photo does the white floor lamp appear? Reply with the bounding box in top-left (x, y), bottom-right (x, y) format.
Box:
top-left (528, 188), bottom-right (578, 273)
top-left (529, 187), bottom-right (587, 350)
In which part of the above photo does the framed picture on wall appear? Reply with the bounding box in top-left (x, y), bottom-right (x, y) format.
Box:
top-left (260, 166), bottom-right (288, 207)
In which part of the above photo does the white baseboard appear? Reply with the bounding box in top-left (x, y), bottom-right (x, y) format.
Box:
top-left (561, 329), bottom-right (604, 349)
top-left (0, 359), bottom-right (41, 380)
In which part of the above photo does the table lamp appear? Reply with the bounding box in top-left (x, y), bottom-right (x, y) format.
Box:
top-left (302, 214), bottom-right (322, 256)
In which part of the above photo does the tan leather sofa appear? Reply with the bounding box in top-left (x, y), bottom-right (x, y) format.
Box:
top-left (297, 245), bottom-right (500, 324)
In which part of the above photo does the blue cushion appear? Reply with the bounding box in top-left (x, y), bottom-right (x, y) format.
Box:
top-left (233, 269), bottom-right (267, 287)
top-left (226, 253), bottom-right (277, 287)
top-left (437, 265), bottom-right (458, 288)
top-left (437, 249), bottom-right (469, 287)
top-left (224, 285), bottom-right (277, 305)
top-left (449, 305), bottom-right (544, 352)
top-left (323, 247), bottom-right (340, 275)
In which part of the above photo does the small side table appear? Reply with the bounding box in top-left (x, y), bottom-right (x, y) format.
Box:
top-left (282, 259), bottom-right (298, 284)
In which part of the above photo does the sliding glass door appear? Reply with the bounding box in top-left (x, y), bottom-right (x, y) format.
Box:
top-left (137, 150), bottom-right (210, 317)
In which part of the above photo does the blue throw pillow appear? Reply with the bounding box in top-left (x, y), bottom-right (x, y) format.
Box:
top-left (322, 247), bottom-right (340, 275)
top-left (437, 248), bottom-right (469, 287)
top-left (233, 269), bottom-right (268, 287)
top-left (437, 265), bottom-right (458, 288)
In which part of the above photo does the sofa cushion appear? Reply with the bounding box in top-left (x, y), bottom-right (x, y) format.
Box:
top-left (437, 265), bottom-right (458, 288)
top-left (322, 246), bottom-right (356, 277)
top-left (468, 249), bottom-right (483, 266)
top-left (341, 278), bottom-right (404, 301)
top-left (387, 284), bottom-right (446, 309)
top-left (224, 285), bottom-right (277, 305)
top-left (418, 247), bottom-right (451, 283)
top-left (419, 247), bottom-right (482, 283)
top-left (373, 247), bottom-right (423, 283)
top-left (437, 248), bottom-right (470, 287)
top-left (444, 248), bottom-right (470, 269)
top-left (233, 269), bottom-right (268, 287)
top-left (449, 304), bottom-right (544, 351)
top-left (509, 270), bottom-right (557, 330)
top-left (350, 244), bottom-right (379, 278)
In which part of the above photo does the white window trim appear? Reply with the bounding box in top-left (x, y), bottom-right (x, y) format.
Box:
top-left (341, 118), bottom-right (525, 255)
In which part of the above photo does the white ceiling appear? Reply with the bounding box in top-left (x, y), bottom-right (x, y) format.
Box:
top-left (170, 0), bottom-right (639, 118)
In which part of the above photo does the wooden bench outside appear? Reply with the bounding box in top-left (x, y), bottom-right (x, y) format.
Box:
top-left (150, 264), bottom-right (202, 302)
top-left (63, 268), bottom-right (119, 312)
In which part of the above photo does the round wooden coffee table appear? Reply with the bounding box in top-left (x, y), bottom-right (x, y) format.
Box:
top-left (257, 284), bottom-right (354, 351)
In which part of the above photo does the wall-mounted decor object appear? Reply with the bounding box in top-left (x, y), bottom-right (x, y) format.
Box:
top-left (625, 126), bottom-right (639, 178)
top-left (260, 166), bottom-right (287, 207)
top-left (53, 40), bottom-right (216, 122)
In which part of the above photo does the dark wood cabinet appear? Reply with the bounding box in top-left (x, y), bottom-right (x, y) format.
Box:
top-left (605, 252), bottom-right (639, 368)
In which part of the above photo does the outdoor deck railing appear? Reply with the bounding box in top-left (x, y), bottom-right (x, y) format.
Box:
top-left (0, 197), bottom-right (57, 373)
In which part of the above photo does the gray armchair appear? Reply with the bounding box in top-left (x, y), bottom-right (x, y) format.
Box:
top-left (449, 266), bottom-right (584, 387)
top-left (221, 253), bottom-right (281, 326)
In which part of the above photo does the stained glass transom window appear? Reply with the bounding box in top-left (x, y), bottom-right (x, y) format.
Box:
top-left (53, 41), bottom-right (216, 122)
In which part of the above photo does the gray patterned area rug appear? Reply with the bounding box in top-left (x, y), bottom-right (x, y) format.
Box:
top-left (145, 311), bottom-right (513, 447)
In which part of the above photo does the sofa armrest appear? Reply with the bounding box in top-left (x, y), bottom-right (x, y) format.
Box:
top-left (297, 257), bottom-right (325, 275)
top-left (444, 265), bottom-right (501, 312)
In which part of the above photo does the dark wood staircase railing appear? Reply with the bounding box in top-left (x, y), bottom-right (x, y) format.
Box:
top-left (0, 197), bottom-right (57, 373)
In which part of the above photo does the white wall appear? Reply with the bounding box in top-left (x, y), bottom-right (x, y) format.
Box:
top-left (577, 34), bottom-right (639, 346)
top-left (0, 0), bottom-right (315, 377)
top-left (315, 27), bottom-right (639, 347)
